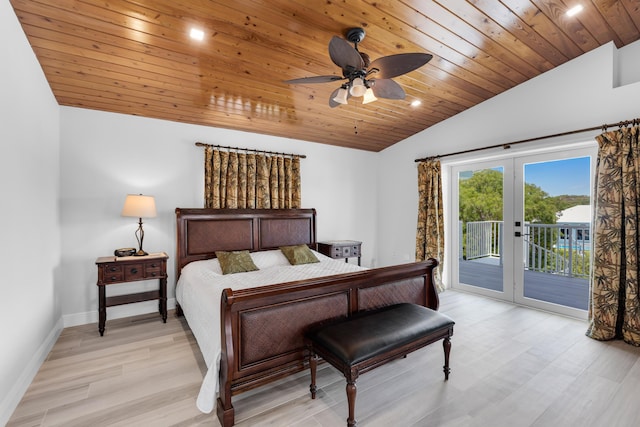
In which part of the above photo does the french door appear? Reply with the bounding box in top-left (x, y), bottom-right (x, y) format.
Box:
top-left (450, 145), bottom-right (596, 318)
top-left (451, 159), bottom-right (515, 302)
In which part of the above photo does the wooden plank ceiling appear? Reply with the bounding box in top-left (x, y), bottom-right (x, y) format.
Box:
top-left (10, 0), bottom-right (640, 152)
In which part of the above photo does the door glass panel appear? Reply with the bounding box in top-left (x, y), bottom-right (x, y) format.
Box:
top-left (458, 167), bottom-right (504, 292)
top-left (522, 157), bottom-right (591, 310)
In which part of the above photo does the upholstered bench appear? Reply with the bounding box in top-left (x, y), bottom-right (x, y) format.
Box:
top-left (305, 303), bottom-right (454, 427)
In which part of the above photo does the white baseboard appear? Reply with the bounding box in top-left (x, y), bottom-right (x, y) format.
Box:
top-left (63, 298), bottom-right (176, 328)
top-left (0, 316), bottom-right (64, 426)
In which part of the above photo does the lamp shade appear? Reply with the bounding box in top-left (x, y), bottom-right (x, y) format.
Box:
top-left (349, 77), bottom-right (367, 97)
top-left (362, 88), bottom-right (377, 104)
top-left (333, 87), bottom-right (349, 104)
top-left (121, 194), bottom-right (157, 218)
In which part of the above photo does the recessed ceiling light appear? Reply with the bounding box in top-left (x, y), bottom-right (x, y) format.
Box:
top-left (411, 100), bottom-right (422, 107)
top-left (566, 5), bottom-right (583, 17)
top-left (190, 28), bottom-right (204, 41)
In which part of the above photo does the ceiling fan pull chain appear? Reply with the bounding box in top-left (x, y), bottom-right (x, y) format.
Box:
top-left (353, 100), bottom-right (358, 135)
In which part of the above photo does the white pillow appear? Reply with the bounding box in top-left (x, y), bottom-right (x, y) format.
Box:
top-left (199, 250), bottom-right (288, 275)
top-left (250, 249), bottom-right (291, 269)
top-left (179, 257), bottom-right (223, 278)
top-left (184, 249), bottom-right (333, 276)
top-left (204, 258), bottom-right (224, 275)
top-left (309, 249), bottom-right (332, 262)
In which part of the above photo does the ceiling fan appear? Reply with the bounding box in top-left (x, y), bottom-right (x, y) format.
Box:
top-left (284, 28), bottom-right (433, 107)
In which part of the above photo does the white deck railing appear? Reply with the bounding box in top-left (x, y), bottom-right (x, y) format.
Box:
top-left (462, 221), bottom-right (590, 278)
top-left (464, 221), bottom-right (502, 261)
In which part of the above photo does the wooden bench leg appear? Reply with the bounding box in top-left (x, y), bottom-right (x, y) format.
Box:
top-left (346, 379), bottom-right (357, 427)
top-left (443, 336), bottom-right (451, 380)
top-left (309, 352), bottom-right (318, 399)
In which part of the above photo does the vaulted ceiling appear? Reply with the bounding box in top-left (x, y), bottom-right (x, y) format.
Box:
top-left (10, 0), bottom-right (640, 152)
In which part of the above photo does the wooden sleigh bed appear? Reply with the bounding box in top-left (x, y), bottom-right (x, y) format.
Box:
top-left (174, 208), bottom-right (440, 427)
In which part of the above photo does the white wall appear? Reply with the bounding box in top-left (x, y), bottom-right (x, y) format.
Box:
top-left (376, 41), bottom-right (640, 273)
top-left (618, 40), bottom-right (640, 87)
top-left (0, 0), bottom-right (61, 423)
top-left (59, 108), bottom-right (378, 325)
top-left (5, 0), bottom-right (640, 419)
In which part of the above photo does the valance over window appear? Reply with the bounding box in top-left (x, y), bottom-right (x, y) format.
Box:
top-left (204, 147), bottom-right (301, 209)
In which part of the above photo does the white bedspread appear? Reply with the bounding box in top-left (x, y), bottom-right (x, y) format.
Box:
top-left (175, 249), bottom-right (366, 413)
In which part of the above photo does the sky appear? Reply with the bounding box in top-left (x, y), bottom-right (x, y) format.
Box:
top-left (524, 156), bottom-right (590, 196)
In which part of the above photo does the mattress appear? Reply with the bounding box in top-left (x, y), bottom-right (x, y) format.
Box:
top-left (175, 249), bottom-right (366, 413)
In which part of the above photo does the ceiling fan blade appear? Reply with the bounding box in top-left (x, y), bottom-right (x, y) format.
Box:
top-left (329, 36), bottom-right (364, 71)
top-left (284, 75), bottom-right (344, 84)
top-left (368, 53), bottom-right (433, 79)
top-left (370, 79), bottom-right (406, 99)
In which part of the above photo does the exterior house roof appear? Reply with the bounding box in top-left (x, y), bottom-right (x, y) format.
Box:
top-left (557, 205), bottom-right (591, 224)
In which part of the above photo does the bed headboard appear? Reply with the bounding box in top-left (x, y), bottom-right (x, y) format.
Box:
top-left (175, 208), bottom-right (317, 278)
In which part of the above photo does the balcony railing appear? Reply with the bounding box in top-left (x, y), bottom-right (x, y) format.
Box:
top-left (461, 221), bottom-right (590, 278)
top-left (463, 221), bottom-right (503, 261)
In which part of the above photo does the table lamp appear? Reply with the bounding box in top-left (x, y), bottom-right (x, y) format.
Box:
top-left (121, 194), bottom-right (157, 256)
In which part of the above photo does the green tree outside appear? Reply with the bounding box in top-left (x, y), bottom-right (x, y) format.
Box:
top-left (459, 168), bottom-right (590, 276)
top-left (459, 169), bottom-right (560, 224)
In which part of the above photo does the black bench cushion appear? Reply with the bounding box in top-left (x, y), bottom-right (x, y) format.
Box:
top-left (306, 303), bottom-right (454, 366)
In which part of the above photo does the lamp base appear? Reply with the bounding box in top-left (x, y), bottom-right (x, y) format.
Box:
top-left (133, 218), bottom-right (148, 256)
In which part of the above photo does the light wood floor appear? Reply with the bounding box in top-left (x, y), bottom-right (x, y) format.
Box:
top-left (8, 291), bottom-right (640, 427)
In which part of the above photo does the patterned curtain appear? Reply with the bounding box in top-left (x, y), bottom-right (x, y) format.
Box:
top-left (204, 147), bottom-right (301, 209)
top-left (416, 159), bottom-right (445, 292)
top-left (587, 125), bottom-right (640, 346)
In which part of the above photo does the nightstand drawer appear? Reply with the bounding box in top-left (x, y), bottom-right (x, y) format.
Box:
top-left (333, 245), bottom-right (360, 257)
top-left (123, 263), bottom-right (145, 281)
top-left (144, 260), bottom-right (164, 278)
top-left (345, 245), bottom-right (360, 257)
top-left (101, 264), bottom-right (124, 282)
top-left (317, 241), bottom-right (362, 266)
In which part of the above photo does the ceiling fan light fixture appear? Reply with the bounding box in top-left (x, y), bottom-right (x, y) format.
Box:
top-left (285, 28), bottom-right (433, 109)
top-left (350, 77), bottom-right (367, 97)
top-left (362, 88), bottom-right (377, 104)
top-left (333, 86), bottom-right (349, 104)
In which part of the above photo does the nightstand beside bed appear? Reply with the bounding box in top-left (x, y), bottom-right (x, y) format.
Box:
top-left (317, 240), bottom-right (362, 266)
top-left (95, 251), bottom-right (168, 336)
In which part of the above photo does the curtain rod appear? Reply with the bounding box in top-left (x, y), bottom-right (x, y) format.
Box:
top-left (414, 117), bottom-right (640, 163)
top-left (195, 142), bottom-right (306, 159)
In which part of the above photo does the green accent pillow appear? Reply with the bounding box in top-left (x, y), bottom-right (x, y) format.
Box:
top-left (215, 250), bottom-right (259, 275)
top-left (280, 245), bottom-right (320, 265)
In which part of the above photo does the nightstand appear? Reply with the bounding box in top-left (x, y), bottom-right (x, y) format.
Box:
top-left (317, 240), bottom-right (362, 266)
top-left (95, 252), bottom-right (168, 336)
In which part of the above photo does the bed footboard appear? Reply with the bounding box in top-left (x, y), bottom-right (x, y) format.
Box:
top-left (216, 258), bottom-right (439, 427)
